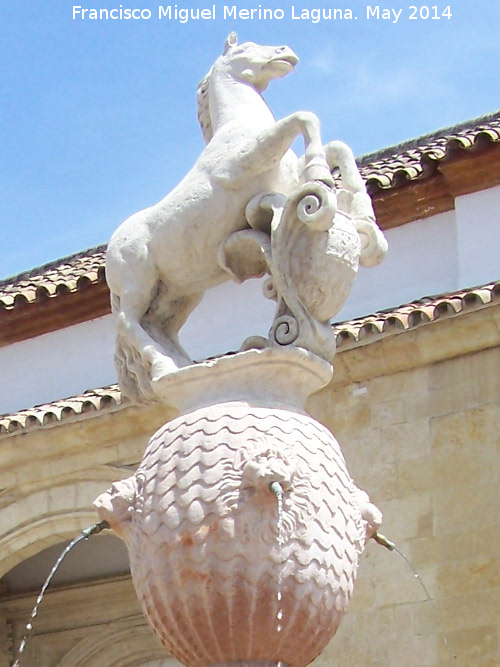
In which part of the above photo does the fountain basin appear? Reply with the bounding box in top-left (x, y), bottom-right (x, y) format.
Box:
top-left (95, 348), bottom-right (379, 667)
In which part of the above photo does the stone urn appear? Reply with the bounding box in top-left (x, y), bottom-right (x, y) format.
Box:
top-left (95, 348), bottom-right (381, 667)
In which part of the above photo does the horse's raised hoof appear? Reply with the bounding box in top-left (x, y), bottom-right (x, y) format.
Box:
top-left (304, 159), bottom-right (335, 189)
top-left (150, 357), bottom-right (185, 383)
top-left (239, 335), bottom-right (270, 352)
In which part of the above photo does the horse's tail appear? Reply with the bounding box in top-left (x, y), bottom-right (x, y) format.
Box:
top-left (114, 333), bottom-right (158, 404)
top-left (110, 292), bottom-right (158, 404)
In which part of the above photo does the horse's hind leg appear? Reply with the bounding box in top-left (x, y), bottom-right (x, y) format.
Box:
top-left (116, 281), bottom-right (181, 380)
top-left (166, 292), bottom-right (204, 359)
top-left (143, 291), bottom-right (203, 377)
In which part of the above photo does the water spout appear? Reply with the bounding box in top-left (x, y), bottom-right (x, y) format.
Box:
top-left (81, 519), bottom-right (110, 538)
top-left (372, 532), bottom-right (396, 551)
top-left (269, 481), bottom-right (284, 499)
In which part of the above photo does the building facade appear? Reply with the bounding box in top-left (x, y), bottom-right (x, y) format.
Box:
top-left (1, 113), bottom-right (499, 666)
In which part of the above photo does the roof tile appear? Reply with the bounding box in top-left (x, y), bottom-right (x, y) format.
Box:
top-left (1, 106), bottom-right (499, 347)
top-left (2, 113), bottom-right (500, 311)
top-left (358, 111), bottom-right (500, 193)
top-left (0, 246), bottom-right (106, 312)
top-left (332, 281), bottom-right (500, 350)
top-left (1, 280), bottom-right (499, 438)
top-left (0, 385), bottom-right (124, 437)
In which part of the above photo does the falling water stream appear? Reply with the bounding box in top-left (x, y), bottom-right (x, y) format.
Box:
top-left (12, 498), bottom-right (457, 666)
top-left (374, 533), bottom-right (457, 661)
top-left (12, 520), bottom-right (109, 667)
top-left (276, 490), bottom-right (284, 634)
top-left (270, 481), bottom-right (286, 667)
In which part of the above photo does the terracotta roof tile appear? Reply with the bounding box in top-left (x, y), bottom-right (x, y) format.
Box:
top-left (2, 112), bottom-right (500, 314)
top-left (358, 111), bottom-right (500, 193)
top-left (1, 280), bottom-right (499, 438)
top-left (333, 281), bottom-right (500, 350)
top-left (0, 245), bottom-right (107, 312)
top-left (0, 385), bottom-right (123, 437)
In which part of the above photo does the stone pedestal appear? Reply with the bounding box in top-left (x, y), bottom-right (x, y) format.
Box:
top-left (95, 349), bottom-right (380, 667)
top-left (97, 35), bottom-right (387, 667)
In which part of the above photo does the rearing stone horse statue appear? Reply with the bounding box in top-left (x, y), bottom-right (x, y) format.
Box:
top-left (106, 34), bottom-right (386, 400)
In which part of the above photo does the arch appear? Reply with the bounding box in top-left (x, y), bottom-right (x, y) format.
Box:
top-left (0, 475), bottom-right (120, 578)
top-left (56, 621), bottom-right (178, 667)
top-left (0, 511), bottom-right (99, 579)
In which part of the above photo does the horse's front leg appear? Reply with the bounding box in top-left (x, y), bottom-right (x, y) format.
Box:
top-left (297, 140), bottom-right (364, 191)
top-left (323, 140), bottom-right (388, 268)
top-left (239, 111), bottom-right (333, 187)
top-left (324, 140), bottom-right (365, 193)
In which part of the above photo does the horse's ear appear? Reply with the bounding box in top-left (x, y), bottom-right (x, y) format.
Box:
top-left (223, 32), bottom-right (238, 53)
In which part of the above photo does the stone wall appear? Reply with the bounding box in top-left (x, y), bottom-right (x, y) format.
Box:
top-left (309, 315), bottom-right (500, 666)
top-left (0, 304), bottom-right (498, 666)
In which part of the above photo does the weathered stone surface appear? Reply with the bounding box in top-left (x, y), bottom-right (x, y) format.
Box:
top-left (95, 349), bottom-right (381, 667)
top-left (106, 35), bottom-right (386, 402)
top-left (1, 308), bottom-right (499, 665)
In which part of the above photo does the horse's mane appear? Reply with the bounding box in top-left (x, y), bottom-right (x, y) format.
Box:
top-left (197, 34), bottom-right (239, 144)
top-left (197, 68), bottom-right (213, 144)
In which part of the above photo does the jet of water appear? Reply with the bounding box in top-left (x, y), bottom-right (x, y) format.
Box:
top-left (12, 520), bottom-right (109, 667)
top-left (270, 481), bottom-right (285, 636)
top-left (373, 532), bottom-right (456, 661)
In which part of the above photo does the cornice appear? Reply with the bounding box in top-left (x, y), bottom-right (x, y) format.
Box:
top-left (1, 280), bottom-right (499, 439)
top-left (1, 111), bottom-right (499, 343)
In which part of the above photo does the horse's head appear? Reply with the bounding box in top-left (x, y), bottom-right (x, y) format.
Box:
top-left (220, 33), bottom-right (299, 92)
top-left (197, 34), bottom-right (299, 143)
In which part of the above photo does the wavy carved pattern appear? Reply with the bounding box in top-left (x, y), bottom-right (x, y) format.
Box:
top-left (97, 404), bottom-right (369, 667)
